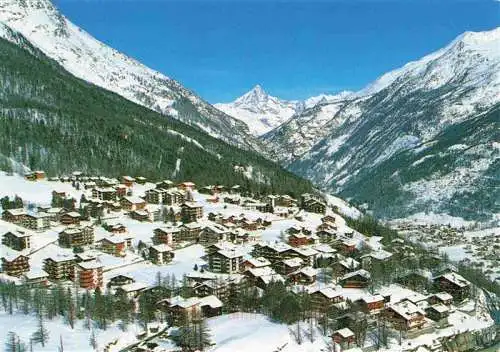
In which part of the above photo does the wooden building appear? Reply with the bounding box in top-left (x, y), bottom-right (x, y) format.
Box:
top-left (74, 261), bottom-right (103, 289)
top-left (58, 226), bottom-right (94, 248)
top-left (149, 244), bottom-right (174, 265)
top-left (2, 253), bottom-right (30, 277)
top-left (181, 202), bottom-right (203, 223)
top-left (339, 269), bottom-right (371, 288)
top-left (2, 230), bottom-right (32, 251)
top-left (43, 255), bottom-right (75, 281)
top-left (60, 212), bottom-right (81, 225)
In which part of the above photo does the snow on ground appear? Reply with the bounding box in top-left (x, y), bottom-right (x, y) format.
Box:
top-left (206, 313), bottom-right (329, 352)
top-left (390, 212), bottom-right (475, 228)
top-left (0, 172), bottom-right (84, 207)
top-left (324, 194), bottom-right (362, 219)
top-left (103, 244), bottom-right (206, 286)
top-left (0, 311), bottom-right (149, 352)
top-left (439, 245), bottom-right (468, 261)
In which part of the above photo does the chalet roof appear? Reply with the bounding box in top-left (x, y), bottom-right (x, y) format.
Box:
top-left (77, 261), bottom-right (103, 270)
top-left (119, 282), bottom-right (149, 293)
top-left (434, 292), bottom-right (453, 301)
top-left (46, 207), bottom-right (64, 214)
top-left (132, 210), bottom-right (149, 216)
top-left (182, 202), bottom-right (202, 209)
top-left (64, 212), bottom-right (81, 218)
top-left (340, 269), bottom-right (371, 281)
top-left (199, 295), bottom-right (223, 309)
top-left (217, 248), bottom-right (245, 259)
top-left (45, 253), bottom-right (74, 263)
top-left (151, 244), bottom-right (173, 253)
top-left (437, 272), bottom-right (470, 288)
top-left (168, 295), bottom-right (200, 308)
top-left (361, 249), bottom-right (393, 261)
top-left (24, 269), bottom-right (48, 280)
top-left (100, 236), bottom-right (125, 245)
top-left (155, 226), bottom-right (181, 234)
top-left (387, 300), bottom-right (425, 320)
top-left (334, 328), bottom-right (354, 338)
top-left (296, 266), bottom-right (318, 277)
top-left (361, 294), bottom-right (384, 304)
top-left (4, 230), bottom-right (32, 238)
top-left (122, 176), bottom-right (135, 182)
top-left (123, 196), bottom-right (145, 204)
top-left (260, 242), bottom-right (292, 253)
top-left (313, 244), bottom-right (337, 254)
top-left (245, 257), bottom-right (271, 268)
top-left (291, 247), bottom-right (318, 257)
top-left (339, 257), bottom-right (360, 269)
top-left (4, 208), bottom-right (26, 216)
top-left (282, 257), bottom-right (303, 268)
top-left (182, 222), bottom-right (201, 230)
top-left (429, 304), bottom-right (449, 314)
top-left (203, 223), bottom-right (229, 234)
top-left (311, 287), bottom-right (342, 299)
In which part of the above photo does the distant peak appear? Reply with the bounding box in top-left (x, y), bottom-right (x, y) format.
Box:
top-left (235, 84), bottom-right (269, 105)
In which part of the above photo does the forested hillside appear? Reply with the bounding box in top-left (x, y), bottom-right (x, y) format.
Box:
top-left (0, 33), bottom-right (312, 196)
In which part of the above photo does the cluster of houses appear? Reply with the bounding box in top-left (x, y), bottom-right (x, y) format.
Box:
top-left (0, 171), bottom-right (483, 351)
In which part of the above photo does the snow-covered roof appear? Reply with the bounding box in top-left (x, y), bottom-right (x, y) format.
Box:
top-left (387, 300), bottom-right (425, 320)
top-left (4, 230), bottom-right (32, 238)
top-left (297, 266), bottom-right (318, 277)
top-left (123, 196), bottom-right (145, 204)
top-left (155, 226), bottom-right (180, 233)
top-left (24, 269), bottom-right (48, 280)
top-left (4, 208), bottom-right (26, 216)
top-left (361, 294), bottom-right (384, 304)
top-left (311, 287), bottom-right (342, 299)
top-left (282, 257), bottom-right (303, 267)
top-left (429, 304), bottom-right (449, 314)
top-left (244, 257), bottom-right (271, 267)
top-left (77, 261), bottom-right (103, 270)
top-left (292, 247), bottom-right (318, 257)
top-left (100, 236), bottom-right (126, 244)
top-left (339, 257), bottom-right (360, 269)
top-left (217, 248), bottom-right (245, 259)
top-left (434, 292), bottom-right (453, 301)
top-left (361, 249), bottom-right (393, 261)
top-left (438, 272), bottom-right (470, 288)
top-left (334, 328), bottom-right (354, 338)
top-left (65, 211), bottom-right (81, 218)
top-left (199, 295), bottom-right (223, 309)
top-left (340, 269), bottom-right (371, 281)
top-left (119, 282), bottom-right (149, 293)
top-left (151, 244), bottom-right (173, 252)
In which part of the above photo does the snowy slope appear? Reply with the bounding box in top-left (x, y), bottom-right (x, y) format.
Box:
top-left (287, 27), bottom-right (500, 222)
top-left (0, 0), bottom-right (264, 152)
top-left (215, 85), bottom-right (299, 136)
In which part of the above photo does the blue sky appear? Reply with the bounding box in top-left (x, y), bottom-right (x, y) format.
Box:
top-left (55, 0), bottom-right (499, 103)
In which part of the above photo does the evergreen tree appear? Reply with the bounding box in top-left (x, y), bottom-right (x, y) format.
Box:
top-left (31, 314), bottom-right (49, 347)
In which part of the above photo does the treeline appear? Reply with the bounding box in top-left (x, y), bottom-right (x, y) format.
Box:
top-left (0, 36), bottom-right (313, 198)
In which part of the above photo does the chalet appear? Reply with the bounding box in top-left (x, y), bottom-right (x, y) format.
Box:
top-left (433, 272), bottom-right (471, 302)
top-left (43, 255), bottom-right (75, 281)
top-left (181, 202), bottom-right (203, 223)
top-left (314, 243), bottom-right (337, 266)
top-left (2, 253), bottom-right (30, 277)
top-left (144, 188), bottom-right (167, 204)
top-left (223, 195), bottom-right (241, 205)
top-left (425, 304), bottom-right (450, 324)
top-left (25, 170), bottom-right (45, 181)
top-left (58, 226), bottom-right (94, 248)
top-left (288, 266), bottom-right (318, 285)
top-left (290, 247), bottom-right (318, 267)
top-left (24, 212), bottom-right (51, 231)
top-left (46, 207), bottom-right (65, 222)
top-left (302, 198), bottom-right (326, 214)
top-left (332, 328), bottom-right (356, 349)
top-left (92, 187), bottom-right (117, 201)
top-left (74, 261), bottom-right (103, 289)
top-left (428, 292), bottom-right (453, 306)
top-left (178, 182), bottom-right (196, 191)
top-left (309, 287), bottom-right (343, 311)
top-left (121, 175), bottom-right (136, 187)
top-left (243, 256), bottom-right (271, 271)
top-left (121, 196), bottom-right (146, 211)
top-left (160, 296), bottom-right (201, 324)
top-left (316, 229), bottom-right (337, 243)
top-left (200, 224), bottom-right (230, 245)
top-left (2, 208), bottom-right (27, 224)
top-left (251, 242), bottom-right (293, 264)
top-left (335, 257), bottom-right (360, 277)
top-left (198, 295), bottom-right (224, 318)
top-left (83, 181), bottom-right (96, 190)
top-left (60, 211), bottom-right (81, 225)
top-left (241, 220), bottom-right (259, 231)
top-left (116, 282), bottom-right (149, 299)
top-left (386, 300), bottom-right (426, 331)
top-left (164, 190), bottom-right (185, 205)
top-left (114, 184), bottom-right (128, 198)
top-left (322, 215), bottom-right (336, 224)
top-left (98, 236), bottom-right (128, 257)
top-left (149, 244), bottom-right (174, 265)
top-left (361, 249), bottom-right (393, 269)
top-left (276, 257), bottom-right (303, 275)
top-left (156, 179), bottom-right (175, 190)
top-left (359, 294), bottom-right (385, 314)
top-left (339, 239), bottom-right (357, 254)
top-left (136, 176), bottom-right (147, 185)
top-left (109, 223), bottom-right (127, 234)
top-left (107, 274), bottom-right (135, 288)
top-left (153, 226), bottom-right (180, 246)
top-left (2, 230), bottom-right (32, 251)
top-left (208, 248), bottom-right (245, 274)
top-left (245, 267), bottom-right (285, 290)
top-left (130, 209), bottom-right (150, 222)
top-left (288, 232), bottom-right (315, 247)
top-left (146, 205), bottom-right (162, 222)
top-left (179, 222), bottom-right (202, 242)
top-left (276, 194), bottom-right (296, 207)
top-left (23, 269), bottom-right (49, 288)
top-left (339, 269), bottom-right (371, 288)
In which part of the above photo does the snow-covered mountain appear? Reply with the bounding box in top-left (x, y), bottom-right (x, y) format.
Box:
top-left (0, 0), bottom-right (264, 153)
top-left (215, 85), bottom-right (299, 136)
top-left (282, 28), bottom-right (500, 222)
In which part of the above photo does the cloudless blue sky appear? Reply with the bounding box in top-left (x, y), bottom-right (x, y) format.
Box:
top-left (54, 0), bottom-right (499, 103)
